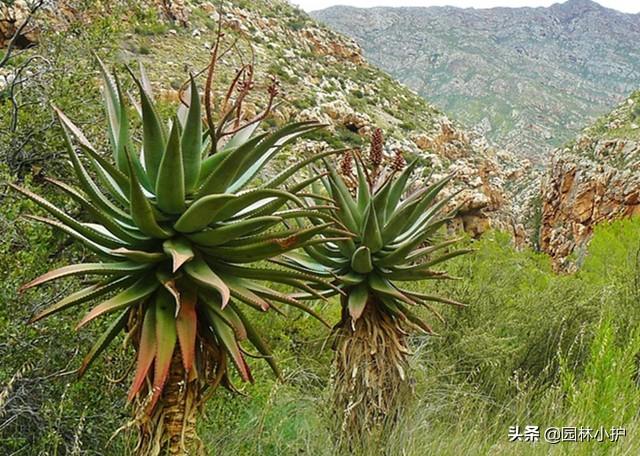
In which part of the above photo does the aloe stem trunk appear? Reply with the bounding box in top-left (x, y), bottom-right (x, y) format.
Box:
top-left (136, 350), bottom-right (202, 456)
top-left (331, 295), bottom-right (411, 450)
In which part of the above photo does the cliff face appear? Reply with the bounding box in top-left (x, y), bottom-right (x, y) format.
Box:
top-left (312, 0), bottom-right (640, 161)
top-left (541, 91), bottom-right (640, 268)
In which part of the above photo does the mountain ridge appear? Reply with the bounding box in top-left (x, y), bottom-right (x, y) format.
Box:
top-left (312, 0), bottom-right (640, 160)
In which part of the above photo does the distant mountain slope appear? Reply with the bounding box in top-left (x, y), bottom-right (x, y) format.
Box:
top-left (312, 0), bottom-right (640, 160)
top-left (541, 89), bottom-right (640, 268)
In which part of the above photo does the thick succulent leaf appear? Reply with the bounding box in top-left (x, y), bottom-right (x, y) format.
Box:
top-left (76, 274), bottom-right (158, 328)
top-left (348, 283), bottom-right (369, 324)
top-left (131, 69), bottom-right (166, 185)
top-left (324, 161), bottom-right (360, 223)
top-left (185, 216), bottom-right (281, 247)
top-left (246, 175), bottom-right (326, 220)
top-left (184, 258), bottom-right (230, 308)
top-left (78, 309), bottom-right (129, 378)
top-left (217, 189), bottom-right (302, 221)
top-left (44, 178), bottom-right (151, 247)
top-left (176, 289), bottom-right (197, 372)
top-left (54, 107), bottom-right (131, 217)
top-left (173, 194), bottom-right (236, 233)
top-left (209, 310), bottom-right (252, 382)
top-left (275, 277), bottom-right (331, 302)
top-left (211, 262), bottom-right (329, 286)
top-left (406, 237), bottom-right (464, 263)
top-left (245, 282), bottom-right (330, 326)
top-left (25, 215), bottom-right (115, 258)
top-left (228, 122), bottom-right (324, 192)
top-left (221, 121), bottom-right (260, 151)
top-left (30, 276), bottom-right (133, 323)
top-left (126, 152), bottom-right (173, 239)
top-left (362, 200), bottom-right (383, 252)
top-left (222, 275), bottom-right (270, 311)
top-left (336, 271), bottom-right (366, 286)
top-left (197, 134), bottom-right (267, 197)
top-left (10, 184), bottom-right (126, 249)
top-left (204, 223), bottom-right (332, 263)
top-left (155, 119), bottom-right (186, 213)
top-left (97, 57), bottom-right (126, 170)
top-left (149, 289), bottom-right (177, 411)
top-left (381, 194), bottom-right (425, 244)
top-left (162, 238), bottom-right (194, 272)
top-left (277, 252), bottom-right (333, 275)
top-left (350, 245), bottom-right (373, 274)
top-left (380, 268), bottom-right (454, 281)
top-left (155, 270), bottom-right (181, 313)
top-left (354, 158), bottom-right (370, 216)
top-left (399, 288), bottom-right (466, 307)
top-left (368, 273), bottom-right (417, 306)
top-left (385, 158), bottom-right (418, 218)
top-left (138, 61), bottom-right (154, 98)
top-left (389, 175), bottom-right (455, 241)
top-left (376, 218), bottom-right (451, 267)
top-left (197, 147), bottom-right (235, 185)
top-left (128, 304), bottom-right (157, 401)
top-left (182, 76), bottom-right (202, 192)
top-left (263, 148), bottom-right (345, 189)
top-left (372, 176), bottom-right (393, 227)
top-left (397, 190), bottom-right (460, 244)
top-left (300, 241), bottom-right (351, 269)
top-left (112, 247), bottom-right (166, 263)
top-left (274, 207), bottom-right (337, 224)
top-left (377, 295), bottom-right (408, 322)
top-left (20, 262), bottom-right (149, 292)
top-left (232, 303), bottom-right (281, 378)
top-left (86, 154), bottom-right (131, 207)
top-left (395, 248), bottom-right (474, 273)
top-left (201, 294), bottom-right (247, 340)
top-left (324, 176), bottom-right (358, 233)
top-left (114, 75), bottom-right (133, 174)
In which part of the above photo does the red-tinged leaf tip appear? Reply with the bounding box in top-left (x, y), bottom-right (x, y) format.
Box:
top-left (128, 307), bottom-right (157, 402)
top-left (232, 348), bottom-right (252, 383)
top-left (148, 291), bottom-right (177, 412)
top-left (243, 356), bottom-right (254, 384)
top-left (176, 290), bottom-right (197, 372)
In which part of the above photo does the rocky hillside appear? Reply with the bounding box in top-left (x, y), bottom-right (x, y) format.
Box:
top-left (1, 0), bottom-right (529, 240)
top-left (540, 90), bottom-right (640, 269)
top-left (312, 0), bottom-right (640, 161)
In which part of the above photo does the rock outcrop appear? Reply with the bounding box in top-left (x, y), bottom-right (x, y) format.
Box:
top-left (541, 91), bottom-right (640, 269)
top-left (0, 0), bottom-right (40, 48)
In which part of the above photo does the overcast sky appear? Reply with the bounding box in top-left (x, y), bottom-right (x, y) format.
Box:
top-left (292, 0), bottom-right (640, 14)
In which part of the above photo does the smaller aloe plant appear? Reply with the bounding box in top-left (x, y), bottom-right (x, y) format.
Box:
top-left (280, 129), bottom-right (471, 444)
top-left (12, 57), bottom-right (339, 455)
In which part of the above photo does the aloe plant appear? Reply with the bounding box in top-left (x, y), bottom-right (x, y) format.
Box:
top-left (12, 60), bottom-right (337, 455)
top-left (280, 129), bottom-right (471, 445)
